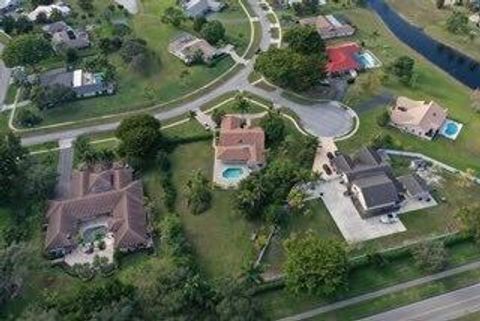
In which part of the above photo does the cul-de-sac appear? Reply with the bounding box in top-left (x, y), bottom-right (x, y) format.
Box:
top-left (1, 0), bottom-right (480, 320)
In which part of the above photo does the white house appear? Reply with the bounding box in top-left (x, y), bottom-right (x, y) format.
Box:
top-left (27, 4), bottom-right (71, 21)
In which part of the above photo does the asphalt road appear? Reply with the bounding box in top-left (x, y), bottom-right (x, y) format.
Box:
top-left (19, 0), bottom-right (355, 146)
top-left (0, 43), bottom-right (11, 107)
top-left (54, 139), bottom-right (74, 200)
top-left (357, 283), bottom-right (480, 321)
top-left (277, 260), bottom-right (480, 321)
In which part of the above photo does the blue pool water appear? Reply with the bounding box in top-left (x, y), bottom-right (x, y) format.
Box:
top-left (222, 167), bottom-right (244, 180)
top-left (444, 122), bottom-right (459, 136)
top-left (440, 119), bottom-right (463, 140)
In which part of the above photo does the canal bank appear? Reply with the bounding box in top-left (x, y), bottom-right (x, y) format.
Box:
top-left (367, 0), bottom-right (480, 89)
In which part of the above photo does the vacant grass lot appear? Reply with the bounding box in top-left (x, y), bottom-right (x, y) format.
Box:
top-left (338, 8), bottom-right (480, 173)
top-left (388, 0), bottom-right (480, 62)
top-left (34, 0), bottom-right (251, 126)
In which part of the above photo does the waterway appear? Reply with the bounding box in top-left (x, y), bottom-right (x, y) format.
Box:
top-left (368, 0), bottom-right (480, 89)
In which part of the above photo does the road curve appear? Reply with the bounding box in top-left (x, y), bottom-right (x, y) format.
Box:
top-left (20, 0), bottom-right (355, 146)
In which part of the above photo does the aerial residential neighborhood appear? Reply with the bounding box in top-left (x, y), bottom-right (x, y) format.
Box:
top-left (1, 0), bottom-right (480, 320)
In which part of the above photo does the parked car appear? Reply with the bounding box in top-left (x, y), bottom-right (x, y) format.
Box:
top-left (380, 213), bottom-right (399, 224)
top-left (323, 164), bottom-right (332, 175)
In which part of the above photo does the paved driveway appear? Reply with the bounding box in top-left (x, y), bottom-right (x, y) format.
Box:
top-left (0, 43), bottom-right (11, 107)
top-left (310, 179), bottom-right (406, 243)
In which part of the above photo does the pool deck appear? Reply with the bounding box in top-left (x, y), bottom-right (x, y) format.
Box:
top-left (440, 119), bottom-right (463, 140)
top-left (212, 158), bottom-right (251, 188)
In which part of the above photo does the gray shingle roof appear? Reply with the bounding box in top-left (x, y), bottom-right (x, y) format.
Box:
top-left (353, 174), bottom-right (400, 208)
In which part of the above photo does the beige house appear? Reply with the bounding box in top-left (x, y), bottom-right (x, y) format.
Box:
top-left (390, 96), bottom-right (448, 140)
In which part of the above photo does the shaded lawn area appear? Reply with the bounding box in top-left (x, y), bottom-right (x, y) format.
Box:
top-left (262, 200), bottom-right (343, 274)
top-left (144, 138), bottom-right (256, 279)
top-left (338, 8), bottom-right (480, 172)
top-left (387, 0), bottom-right (480, 62)
top-left (36, 0), bottom-right (251, 126)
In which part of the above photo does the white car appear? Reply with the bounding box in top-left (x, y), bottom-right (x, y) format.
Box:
top-left (380, 213), bottom-right (399, 224)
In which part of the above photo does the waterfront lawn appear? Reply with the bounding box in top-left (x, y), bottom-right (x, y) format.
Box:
top-left (387, 0), bottom-right (480, 62)
top-left (339, 8), bottom-right (480, 173)
top-left (34, 0), bottom-right (250, 126)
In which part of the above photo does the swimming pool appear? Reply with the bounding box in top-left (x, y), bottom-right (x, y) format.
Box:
top-left (222, 167), bottom-right (245, 181)
top-left (356, 51), bottom-right (382, 69)
top-left (83, 226), bottom-right (107, 243)
top-left (440, 119), bottom-right (463, 140)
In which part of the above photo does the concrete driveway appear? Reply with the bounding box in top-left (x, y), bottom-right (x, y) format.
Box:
top-left (310, 179), bottom-right (406, 243)
top-left (0, 43), bottom-right (11, 107)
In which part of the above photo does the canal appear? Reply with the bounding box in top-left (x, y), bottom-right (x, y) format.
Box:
top-left (367, 0), bottom-right (480, 89)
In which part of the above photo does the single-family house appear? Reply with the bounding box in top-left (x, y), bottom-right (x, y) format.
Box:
top-left (326, 42), bottom-right (361, 75)
top-left (299, 15), bottom-right (355, 40)
top-left (182, 0), bottom-right (223, 17)
top-left (27, 3), bottom-right (71, 21)
top-left (42, 21), bottom-right (90, 52)
top-left (331, 147), bottom-right (402, 216)
top-left (216, 116), bottom-right (266, 170)
top-left (39, 68), bottom-right (115, 98)
top-left (168, 33), bottom-right (221, 65)
top-left (45, 166), bottom-right (152, 257)
top-left (390, 96), bottom-right (448, 140)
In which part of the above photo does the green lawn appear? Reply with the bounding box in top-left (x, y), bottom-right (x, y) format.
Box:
top-left (337, 8), bottom-right (480, 173)
top-left (29, 0), bottom-right (251, 126)
top-left (387, 0), bottom-right (480, 62)
top-left (258, 239), bottom-right (480, 320)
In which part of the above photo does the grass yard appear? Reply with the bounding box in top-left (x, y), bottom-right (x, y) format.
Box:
top-left (310, 267), bottom-right (480, 321)
top-left (337, 8), bottom-right (480, 173)
top-left (32, 0), bottom-right (251, 126)
top-left (387, 0), bottom-right (480, 62)
top-left (258, 239), bottom-right (480, 320)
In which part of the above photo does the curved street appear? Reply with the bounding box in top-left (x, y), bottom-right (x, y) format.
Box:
top-left (18, 0), bottom-right (356, 146)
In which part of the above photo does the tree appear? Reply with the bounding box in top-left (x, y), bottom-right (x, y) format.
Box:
top-left (30, 84), bottom-right (76, 110)
top-left (115, 114), bottom-right (162, 165)
top-left (211, 108), bottom-right (226, 126)
top-left (65, 48), bottom-right (79, 65)
top-left (232, 93), bottom-right (250, 113)
top-left (215, 279), bottom-right (267, 321)
top-left (49, 8), bottom-right (64, 22)
top-left (287, 186), bottom-right (307, 214)
top-left (284, 232), bottom-right (348, 296)
top-left (2, 34), bottom-right (52, 68)
top-left (0, 243), bottom-right (31, 305)
top-left (17, 307), bottom-right (60, 321)
top-left (284, 25), bottom-right (325, 55)
top-left (255, 48), bottom-right (326, 92)
top-left (82, 55), bottom-right (117, 82)
top-left (193, 16), bottom-right (207, 32)
top-left (411, 241), bottom-right (447, 273)
top-left (16, 107), bottom-right (43, 127)
top-left (201, 20), bottom-right (226, 45)
top-left (74, 135), bottom-right (98, 166)
top-left (259, 111), bottom-right (286, 146)
top-left (120, 38), bottom-right (148, 63)
top-left (376, 110), bottom-right (390, 127)
top-left (446, 11), bottom-right (469, 34)
top-left (0, 131), bottom-right (27, 201)
top-left (389, 55), bottom-right (415, 86)
top-left (78, 0), bottom-right (94, 11)
top-left (185, 170), bottom-right (212, 215)
top-left (436, 0), bottom-right (445, 9)
top-left (161, 6), bottom-right (185, 27)
top-left (456, 205), bottom-right (480, 241)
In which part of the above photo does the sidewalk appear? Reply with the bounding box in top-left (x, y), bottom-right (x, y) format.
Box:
top-left (277, 259), bottom-right (480, 321)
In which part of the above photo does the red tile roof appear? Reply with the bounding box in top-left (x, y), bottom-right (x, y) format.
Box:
top-left (326, 42), bottom-right (360, 74)
top-left (217, 116), bottom-right (265, 166)
top-left (45, 167), bottom-right (149, 252)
